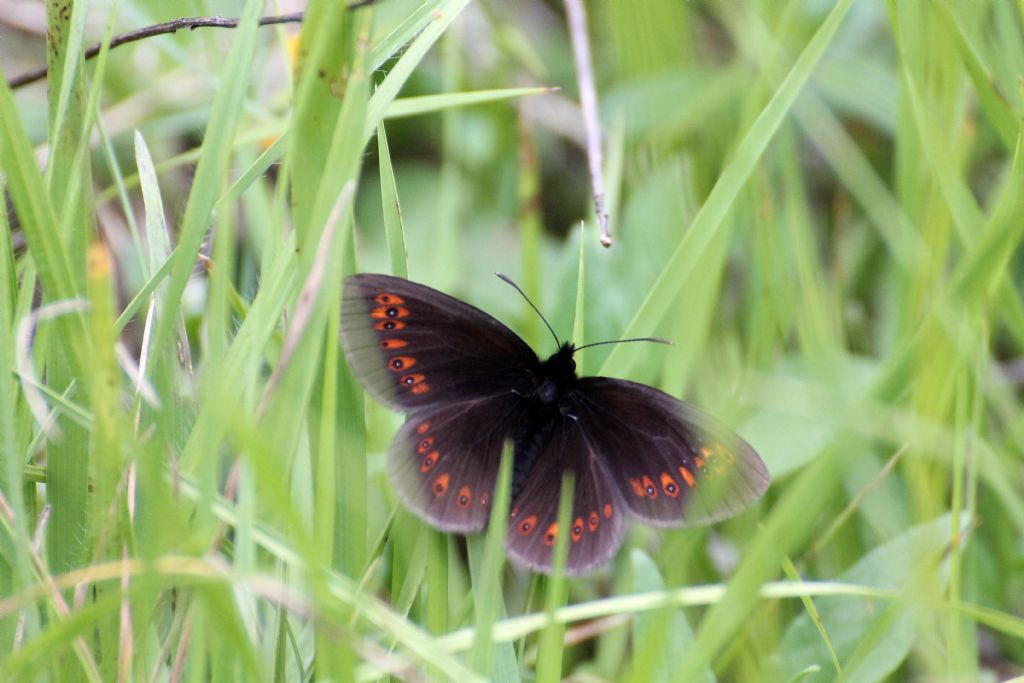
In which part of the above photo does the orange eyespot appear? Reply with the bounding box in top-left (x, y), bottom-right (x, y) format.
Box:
top-left (630, 478), bottom-right (645, 497)
top-left (375, 293), bottom-right (405, 305)
top-left (543, 523), bottom-right (559, 546)
top-left (420, 451), bottom-right (439, 472)
top-left (375, 320), bottom-right (406, 331)
top-left (603, 503), bottom-right (613, 518)
top-left (417, 422), bottom-right (431, 434)
top-left (588, 511), bottom-right (600, 531)
top-left (401, 373), bottom-right (426, 387)
top-left (410, 382), bottom-right (431, 395)
top-left (457, 486), bottom-right (472, 508)
top-left (433, 473), bottom-right (449, 496)
top-left (571, 518), bottom-right (584, 542)
top-left (642, 475), bottom-right (658, 498)
top-left (678, 466), bottom-right (696, 488)
top-left (389, 356), bottom-right (417, 371)
top-left (380, 339), bottom-right (408, 349)
top-left (370, 305), bottom-right (409, 319)
top-left (660, 472), bottom-right (679, 498)
top-left (518, 515), bottom-right (537, 535)
top-left (417, 437), bottom-right (434, 453)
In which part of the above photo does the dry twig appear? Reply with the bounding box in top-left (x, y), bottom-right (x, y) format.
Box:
top-left (563, 0), bottom-right (611, 247)
top-left (7, 1), bottom-right (377, 90)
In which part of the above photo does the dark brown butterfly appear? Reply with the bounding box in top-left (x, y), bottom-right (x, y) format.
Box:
top-left (340, 273), bottom-right (769, 575)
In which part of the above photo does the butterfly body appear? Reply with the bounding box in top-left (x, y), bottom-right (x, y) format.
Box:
top-left (507, 342), bottom-right (583, 498)
top-left (531, 342), bottom-right (578, 407)
top-left (341, 273), bottom-right (769, 575)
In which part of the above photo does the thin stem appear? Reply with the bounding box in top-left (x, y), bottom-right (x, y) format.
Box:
top-left (8, 2), bottom-right (377, 90)
top-left (563, 0), bottom-right (610, 247)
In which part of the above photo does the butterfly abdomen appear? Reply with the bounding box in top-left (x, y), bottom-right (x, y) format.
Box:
top-left (510, 412), bottom-right (559, 500)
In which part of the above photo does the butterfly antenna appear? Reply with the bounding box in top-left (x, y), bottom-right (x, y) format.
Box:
top-left (574, 337), bottom-right (673, 351)
top-left (495, 272), bottom-right (561, 346)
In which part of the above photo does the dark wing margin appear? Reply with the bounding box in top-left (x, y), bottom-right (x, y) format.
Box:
top-left (390, 394), bottom-right (526, 533)
top-left (505, 418), bottom-right (627, 576)
top-left (572, 377), bottom-right (769, 527)
top-left (341, 273), bottom-right (539, 411)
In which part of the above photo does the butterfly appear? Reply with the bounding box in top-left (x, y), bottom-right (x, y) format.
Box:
top-left (340, 273), bottom-right (769, 575)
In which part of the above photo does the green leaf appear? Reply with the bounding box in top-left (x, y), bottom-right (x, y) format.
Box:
top-left (774, 514), bottom-right (963, 683)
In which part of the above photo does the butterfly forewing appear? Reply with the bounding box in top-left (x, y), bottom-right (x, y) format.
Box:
top-left (572, 378), bottom-right (769, 526)
top-left (341, 274), bottom-right (539, 410)
top-left (390, 395), bottom-right (526, 533)
top-left (505, 419), bottom-right (626, 575)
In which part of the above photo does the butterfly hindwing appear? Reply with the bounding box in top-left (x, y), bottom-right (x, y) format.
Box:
top-left (572, 377), bottom-right (769, 526)
top-left (341, 274), bottom-right (538, 410)
top-left (390, 394), bottom-right (527, 533)
top-left (505, 418), bottom-right (626, 575)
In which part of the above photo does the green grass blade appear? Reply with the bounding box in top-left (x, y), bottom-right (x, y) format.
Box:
top-left (376, 122), bottom-right (409, 278)
top-left (571, 226), bottom-right (586, 373)
top-left (364, 0), bottom-right (472, 141)
top-left (149, 0), bottom-right (263, 377)
top-left (0, 73), bottom-right (81, 310)
top-left (383, 87), bottom-right (552, 121)
top-left (535, 475), bottom-right (574, 682)
top-left (600, 0), bottom-right (856, 378)
top-left (951, 127), bottom-right (1024, 302)
top-left (469, 444), bottom-right (514, 678)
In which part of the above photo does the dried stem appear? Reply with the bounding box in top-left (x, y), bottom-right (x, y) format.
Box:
top-left (7, 1), bottom-right (377, 90)
top-left (563, 0), bottom-right (611, 247)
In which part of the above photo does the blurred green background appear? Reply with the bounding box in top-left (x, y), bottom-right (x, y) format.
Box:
top-left (1, 0), bottom-right (1022, 680)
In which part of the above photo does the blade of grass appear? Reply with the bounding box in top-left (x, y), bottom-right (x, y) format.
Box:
top-left (364, 0), bottom-right (472, 142)
top-left (933, 0), bottom-right (1018, 150)
top-left (535, 475), bottom-right (574, 682)
top-left (382, 87), bottom-right (553, 121)
top-left (469, 444), bottom-right (514, 678)
top-left (433, 23), bottom-right (464, 289)
top-left (376, 122), bottom-right (409, 278)
top-left (134, 131), bottom-right (171, 281)
top-left (627, 551), bottom-right (714, 683)
top-left (45, 0), bottom-right (90, 160)
top-left (0, 69), bottom-right (83, 315)
top-left (571, 226), bottom-right (586, 373)
top-left (426, 529), bottom-right (449, 639)
top-left (98, 120), bottom-right (144, 274)
top-left (517, 115), bottom-right (543, 347)
top-left (951, 128), bottom-right (1024, 302)
top-left (435, 581), bottom-right (903, 653)
top-left (149, 0), bottom-right (262, 391)
top-left (600, 0), bottom-right (856, 378)
top-left (0, 178), bottom-right (36, 644)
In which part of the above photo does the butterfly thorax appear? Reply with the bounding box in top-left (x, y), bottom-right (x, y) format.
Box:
top-left (532, 342), bottom-right (578, 406)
